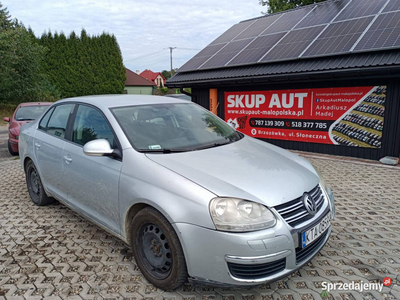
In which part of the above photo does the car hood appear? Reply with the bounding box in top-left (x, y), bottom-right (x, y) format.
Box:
top-left (146, 137), bottom-right (319, 207)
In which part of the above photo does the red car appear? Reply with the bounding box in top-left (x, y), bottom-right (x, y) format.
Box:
top-left (4, 102), bottom-right (52, 155)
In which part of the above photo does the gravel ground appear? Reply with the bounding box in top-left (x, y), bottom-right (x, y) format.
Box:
top-left (0, 130), bottom-right (399, 299)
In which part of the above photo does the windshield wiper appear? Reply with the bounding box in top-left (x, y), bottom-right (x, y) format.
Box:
top-left (141, 148), bottom-right (190, 154)
top-left (193, 141), bottom-right (231, 151)
top-left (141, 141), bottom-right (232, 153)
top-left (17, 118), bottom-right (34, 121)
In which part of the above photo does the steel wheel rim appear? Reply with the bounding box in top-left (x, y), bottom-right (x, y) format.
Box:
top-left (30, 169), bottom-right (40, 196)
top-left (138, 223), bottom-right (172, 279)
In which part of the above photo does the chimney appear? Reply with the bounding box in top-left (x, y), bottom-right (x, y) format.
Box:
top-left (136, 70), bottom-right (140, 74)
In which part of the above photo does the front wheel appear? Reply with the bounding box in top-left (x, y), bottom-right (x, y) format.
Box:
top-left (25, 160), bottom-right (54, 206)
top-left (131, 207), bottom-right (188, 290)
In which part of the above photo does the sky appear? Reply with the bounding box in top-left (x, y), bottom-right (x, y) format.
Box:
top-left (3, 0), bottom-right (264, 73)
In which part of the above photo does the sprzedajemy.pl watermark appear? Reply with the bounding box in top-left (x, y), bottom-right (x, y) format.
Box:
top-left (321, 277), bottom-right (392, 296)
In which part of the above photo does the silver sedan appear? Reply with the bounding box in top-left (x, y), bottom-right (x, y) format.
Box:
top-left (19, 95), bottom-right (335, 290)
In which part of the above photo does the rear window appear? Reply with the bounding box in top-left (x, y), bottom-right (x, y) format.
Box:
top-left (15, 105), bottom-right (50, 121)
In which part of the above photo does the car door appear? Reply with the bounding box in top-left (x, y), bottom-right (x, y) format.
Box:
top-left (34, 104), bottom-right (75, 201)
top-left (62, 104), bottom-right (122, 233)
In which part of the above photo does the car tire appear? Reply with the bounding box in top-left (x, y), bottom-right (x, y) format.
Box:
top-left (26, 160), bottom-right (54, 206)
top-left (8, 140), bottom-right (18, 156)
top-left (131, 207), bottom-right (188, 290)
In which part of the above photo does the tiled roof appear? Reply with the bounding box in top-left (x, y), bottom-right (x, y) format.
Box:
top-left (140, 70), bottom-right (166, 82)
top-left (125, 68), bottom-right (155, 87)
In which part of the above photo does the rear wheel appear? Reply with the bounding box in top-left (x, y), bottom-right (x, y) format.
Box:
top-left (8, 140), bottom-right (18, 156)
top-left (131, 207), bottom-right (188, 290)
top-left (25, 160), bottom-right (54, 206)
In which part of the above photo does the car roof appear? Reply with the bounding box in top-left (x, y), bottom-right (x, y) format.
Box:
top-left (55, 94), bottom-right (188, 110)
top-left (19, 102), bottom-right (53, 107)
top-left (166, 94), bottom-right (191, 99)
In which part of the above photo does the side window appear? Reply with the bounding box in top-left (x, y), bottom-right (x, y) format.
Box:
top-left (38, 107), bottom-right (54, 131)
top-left (46, 104), bottom-right (74, 138)
top-left (72, 105), bottom-right (116, 147)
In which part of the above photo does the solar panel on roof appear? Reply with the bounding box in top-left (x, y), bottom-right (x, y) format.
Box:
top-left (295, 0), bottom-right (347, 29)
top-left (335, 0), bottom-right (386, 21)
top-left (227, 32), bottom-right (286, 66)
top-left (233, 14), bottom-right (282, 40)
top-left (199, 39), bottom-right (253, 69)
top-left (262, 6), bottom-right (313, 35)
top-left (177, 0), bottom-right (400, 73)
top-left (354, 11), bottom-right (400, 51)
top-left (178, 43), bottom-right (227, 72)
top-left (209, 21), bottom-right (254, 45)
top-left (303, 16), bottom-right (374, 57)
top-left (261, 26), bottom-right (325, 62)
top-left (383, 0), bottom-right (400, 12)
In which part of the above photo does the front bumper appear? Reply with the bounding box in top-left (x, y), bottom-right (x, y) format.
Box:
top-left (174, 187), bottom-right (335, 286)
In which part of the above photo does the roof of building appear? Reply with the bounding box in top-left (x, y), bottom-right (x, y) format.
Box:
top-left (167, 0), bottom-right (400, 87)
top-left (125, 68), bottom-right (155, 87)
top-left (140, 70), bottom-right (167, 82)
top-left (167, 49), bottom-right (400, 87)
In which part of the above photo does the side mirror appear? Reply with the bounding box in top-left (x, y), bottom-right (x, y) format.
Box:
top-left (83, 139), bottom-right (114, 156)
top-left (4, 117), bottom-right (10, 122)
top-left (228, 122), bottom-right (237, 130)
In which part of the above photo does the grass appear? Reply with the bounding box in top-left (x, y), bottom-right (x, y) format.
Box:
top-left (0, 104), bottom-right (17, 126)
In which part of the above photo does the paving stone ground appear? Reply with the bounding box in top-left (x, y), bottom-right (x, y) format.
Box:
top-left (0, 153), bottom-right (399, 300)
top-left (0, 125), bottom-right (13, 163)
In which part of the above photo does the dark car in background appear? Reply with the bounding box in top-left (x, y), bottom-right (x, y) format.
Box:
top-left (4, 102), bottom-right (52, 155)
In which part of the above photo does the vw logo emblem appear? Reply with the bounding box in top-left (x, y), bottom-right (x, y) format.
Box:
top-left (303, 193), bottom-right (317, 215)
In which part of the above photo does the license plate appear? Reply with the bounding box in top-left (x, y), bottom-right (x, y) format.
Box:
top-left (301, 212), bottom-right (331, 248)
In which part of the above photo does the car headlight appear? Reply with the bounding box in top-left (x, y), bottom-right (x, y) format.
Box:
top-left (209, 197), bottom-right (276, 232)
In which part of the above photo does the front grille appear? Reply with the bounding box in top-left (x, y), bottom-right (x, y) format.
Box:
top-left (274, 185), bottom-right (324, 227)
top-left (296, 229), bottom-right (329, 264)
top-left (228, 258), bottom-right (286, 280)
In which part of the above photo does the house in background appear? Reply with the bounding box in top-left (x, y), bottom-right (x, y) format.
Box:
top-left (140, 70), bottom-right (166, 88)
top-left (124, 68), bottom-right (155, 95)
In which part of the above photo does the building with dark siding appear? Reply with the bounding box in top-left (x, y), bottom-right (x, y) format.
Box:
top-left (167, 0), bottom-right (400, 160)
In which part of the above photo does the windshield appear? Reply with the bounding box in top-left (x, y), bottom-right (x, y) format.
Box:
top-left (112, 103), bottom-right (242, 152)
top-left (15, 105), bottom-right (50, 121)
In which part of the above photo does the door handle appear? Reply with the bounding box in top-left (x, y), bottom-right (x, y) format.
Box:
top-left (64, 155), bottom-right (72, 164)
top-left (35, 143), bottom-right (41, 149)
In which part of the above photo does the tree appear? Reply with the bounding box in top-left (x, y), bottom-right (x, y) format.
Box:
top-left (162, 69), bottom-right (177, 80)
top-left (0, 2), bottom-right (13, 30)
top-left (0, 1), bottom-right (125, 102)
top-left (259, 0), bottom-right (327, 14)
top-left (37, 30), bottom-right (126, 98)
top-left (0, 2), bottom-right (60, 104)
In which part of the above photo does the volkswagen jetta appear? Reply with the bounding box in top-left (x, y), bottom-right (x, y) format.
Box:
top-left (19, 95), bottom-right (335, 290)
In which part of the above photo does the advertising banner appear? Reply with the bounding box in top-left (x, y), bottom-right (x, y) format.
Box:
top-left (225, 86), bottom-right (386, 148)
